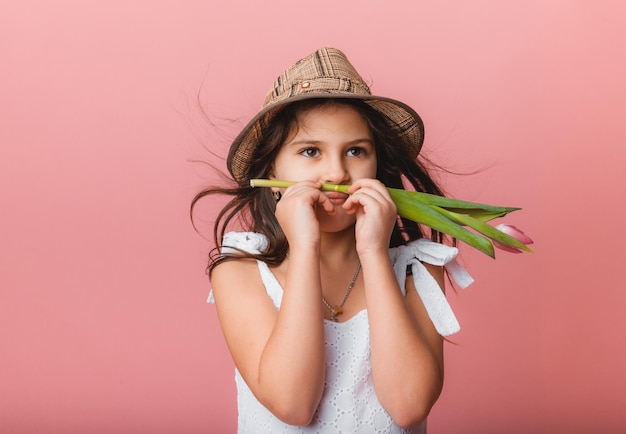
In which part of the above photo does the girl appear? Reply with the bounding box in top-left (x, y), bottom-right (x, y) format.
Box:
top-left (193, 47), bottom-right (472, 433)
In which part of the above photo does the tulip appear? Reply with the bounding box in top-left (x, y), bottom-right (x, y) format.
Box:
top-left (492, 224), bottom-right (534, 254)
top-left (249, 179), bottom-right (533, 258)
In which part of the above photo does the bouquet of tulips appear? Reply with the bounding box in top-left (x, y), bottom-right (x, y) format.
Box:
top-left (250, 179), bottom-right (533, 258)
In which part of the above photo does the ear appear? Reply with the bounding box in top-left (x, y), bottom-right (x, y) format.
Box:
top-left (267, 169), bottom-right (279, 195)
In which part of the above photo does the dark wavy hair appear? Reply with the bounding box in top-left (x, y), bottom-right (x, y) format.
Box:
top-left (191, 98), bottom-right (448, 276)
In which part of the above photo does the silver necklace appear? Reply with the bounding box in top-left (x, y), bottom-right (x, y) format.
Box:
top-left (321, 261), bottom-right (361, 322)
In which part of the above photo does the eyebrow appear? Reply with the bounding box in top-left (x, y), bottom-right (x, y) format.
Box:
top-left (286, 138), bottom-right (374, 147)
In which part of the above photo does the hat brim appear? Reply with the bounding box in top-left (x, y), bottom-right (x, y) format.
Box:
top-left (227, 93), bottom-right (424, 182)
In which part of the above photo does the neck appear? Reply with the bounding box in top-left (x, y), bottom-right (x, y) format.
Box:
top-left (318, 228), bottom-right (359, 269)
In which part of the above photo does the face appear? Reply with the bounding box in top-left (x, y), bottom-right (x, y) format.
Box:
top-left (271, 103), bottom-right (377, 186)
top-left (270, 102), bottom-right (377, 231)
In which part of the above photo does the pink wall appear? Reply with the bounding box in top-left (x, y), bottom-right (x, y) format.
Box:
top-left (2, 1), bottom-right (625, 432)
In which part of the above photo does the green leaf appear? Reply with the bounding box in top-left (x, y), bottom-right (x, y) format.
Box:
top-left (387, 188), bottom-right (519, 216)
top-left (431, 206), bottom-right (533, 253)
top-left (443, 209), bottom-right (512, 222)
top-left (388, 189), bottom-right (495, 257)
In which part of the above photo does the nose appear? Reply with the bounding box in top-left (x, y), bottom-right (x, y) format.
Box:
top-left (322, 154), bottom-right (350, 184)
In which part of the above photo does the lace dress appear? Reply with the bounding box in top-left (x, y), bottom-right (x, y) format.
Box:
top-left (208, 232), bottom-right (473, 433)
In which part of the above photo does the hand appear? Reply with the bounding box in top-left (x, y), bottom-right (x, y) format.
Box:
top-left (274, 181), bottom-right (336, 250)
top-left (343, 179), bottom-right (397, 257)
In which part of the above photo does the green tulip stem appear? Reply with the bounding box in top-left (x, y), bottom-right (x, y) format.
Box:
top-left (249, 179), bottom-right (528, 257)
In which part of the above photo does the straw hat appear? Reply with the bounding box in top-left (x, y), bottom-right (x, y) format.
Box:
top-left (227, 47), bottom-right (424, 182)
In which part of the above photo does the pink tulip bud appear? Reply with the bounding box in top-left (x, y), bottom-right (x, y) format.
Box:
top-left (493, 224), bottom-right (534, 253)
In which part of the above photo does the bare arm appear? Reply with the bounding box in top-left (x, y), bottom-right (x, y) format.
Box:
top-left (211, 181), bottom-right (335, 425)
top-left (362, 255), bottom-right (445, 427)
top-left (211, 253), bottom-right (325, 425)
top-left (344, 178), bottom-right (444, 427)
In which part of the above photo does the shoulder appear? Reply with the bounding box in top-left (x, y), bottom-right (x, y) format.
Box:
top-left (417, 262), bottom-right (445, 286)
top-left (210, 232), bottom-right (273, 305)
top-left (210, 256), bottom-right (279, 322)
top-left (211, 257), bottom-right (261, 296)
top-left (212, 256), bottom-right (259, 280)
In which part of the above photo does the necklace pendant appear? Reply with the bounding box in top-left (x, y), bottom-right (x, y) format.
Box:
top-left (321, 261), bottom-right (360, 324)
top-left (329, 305), bottom-right (343, 322)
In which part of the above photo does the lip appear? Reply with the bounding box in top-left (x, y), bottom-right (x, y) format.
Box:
top-left (325, 191), bottom-right (349, 205)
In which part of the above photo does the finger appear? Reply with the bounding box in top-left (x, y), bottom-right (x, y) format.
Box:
top-left (317, 192), bottom-right (337, 215)
top-left (283, 181), bottom-right (337, 216)
top-left (345, 185), bottom-right (388, 208)
top-left (347, 178), bottom-right (386, 195)
top-left (343, 190), bottom-right (379, 216)
top-left (282, 180), bottom-right (320, 197)
top-left (344, 189), bottom-right (397, 221)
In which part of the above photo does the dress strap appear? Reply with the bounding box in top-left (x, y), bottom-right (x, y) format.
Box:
top-left (208, 233), bottom-right (473, 337)
top-left (390, 239), bottom-right (474, 336)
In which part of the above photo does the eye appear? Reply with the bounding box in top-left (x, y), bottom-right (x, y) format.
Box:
top-left (299, 147), bottom-right (320, 158)
top-left (347, 147), bottom-right (367, 157)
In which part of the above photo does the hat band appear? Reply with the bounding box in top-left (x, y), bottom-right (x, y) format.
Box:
top-left (265, 76), bottom-right (372, 107)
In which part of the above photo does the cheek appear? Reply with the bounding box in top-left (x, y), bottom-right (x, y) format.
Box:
top-left (357, 158), bottom-right (377, 179)
top-left (270, 163), bottom-right (296, 181)
top-left (269, 153), bottom-right (290, 180)
top-left (271, 154), bottom-right (313, 181)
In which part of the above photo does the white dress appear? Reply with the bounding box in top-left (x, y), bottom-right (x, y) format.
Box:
top-left (209, 232), bottom-right (473, 433)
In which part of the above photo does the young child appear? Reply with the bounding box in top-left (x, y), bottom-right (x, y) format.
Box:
top-left (193, 47), bottom-right (473, 433)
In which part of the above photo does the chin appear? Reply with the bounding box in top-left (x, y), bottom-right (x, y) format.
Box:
top-left (316, 209), bottom-right (356, 233)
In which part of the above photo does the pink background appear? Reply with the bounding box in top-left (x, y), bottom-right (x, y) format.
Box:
top-left (2, 1), bottom-right (625, 433)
